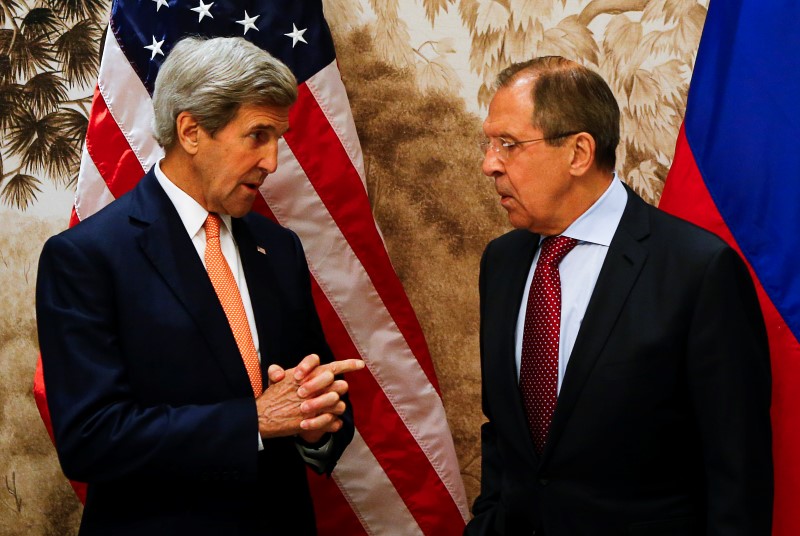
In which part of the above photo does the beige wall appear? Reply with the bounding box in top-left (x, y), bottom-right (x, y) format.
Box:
top-left (0, 0), bottom-right (706, 532)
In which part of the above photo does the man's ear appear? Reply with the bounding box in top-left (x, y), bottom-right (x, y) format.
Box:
top-left (569, 132), bottom-right (596, 177)
top-left (175, 111), bottom-right (201, 155)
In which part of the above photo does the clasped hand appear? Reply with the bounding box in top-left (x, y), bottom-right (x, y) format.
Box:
top-left (256, 354), bottom-right (364, 443)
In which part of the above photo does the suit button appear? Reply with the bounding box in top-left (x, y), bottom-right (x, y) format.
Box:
top-left (539, 478), bottom-right (549, 486)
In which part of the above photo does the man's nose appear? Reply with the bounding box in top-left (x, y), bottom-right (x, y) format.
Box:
top-left (481, 148), bottom-right (504, 178)
top-left (258, 141), bottom-right (280, 174)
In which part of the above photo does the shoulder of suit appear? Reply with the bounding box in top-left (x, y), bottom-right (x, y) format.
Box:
top-left (646, 202), bottom-right (730, 252)
top-left (624, 192), bottom-right (734, 263)
top-left (50, 189), bottom-right (138, 246)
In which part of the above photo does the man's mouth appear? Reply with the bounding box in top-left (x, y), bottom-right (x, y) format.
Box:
top-left (243, 172), bottom-right (268, 192)
top-left (242, 181), bottom-right (262, 192)
top-left (497, 192), bottom-right (515, 209)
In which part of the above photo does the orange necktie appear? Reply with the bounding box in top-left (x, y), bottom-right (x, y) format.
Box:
top-left (204, 213), bottom-right (263, 396)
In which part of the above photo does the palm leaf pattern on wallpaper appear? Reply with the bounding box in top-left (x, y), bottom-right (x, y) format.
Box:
top-left (0, 0), bottom-right (102, 210)
top-left (358, 0), bottom-right (706, 205)
top-left (460, 0), bottom-right (706, 204)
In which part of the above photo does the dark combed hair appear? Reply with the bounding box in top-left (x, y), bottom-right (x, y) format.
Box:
top-left (496, 57), bottom-right (620, 171)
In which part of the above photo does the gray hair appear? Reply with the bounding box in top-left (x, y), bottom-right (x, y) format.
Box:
top-left (496, 57), bottom-right (620, 172)
top-left (152, 36), bottom-right (298, 148)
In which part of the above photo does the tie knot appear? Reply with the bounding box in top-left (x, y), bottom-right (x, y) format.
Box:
top-left (538, 235), bottom-right (578, 266)
top-left (204, 213), bottom-right (221, 240)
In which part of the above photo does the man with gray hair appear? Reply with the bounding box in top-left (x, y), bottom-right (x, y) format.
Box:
top-left (36, 36), bottom-right (363, 535)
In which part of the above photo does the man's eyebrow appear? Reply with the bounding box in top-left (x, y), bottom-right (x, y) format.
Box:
top-left (250, 124), bottom-right (290, 135)
top-left (250, 124), bottom-right (279, 132)
top-left (483, 126), bottom-right (513, 140)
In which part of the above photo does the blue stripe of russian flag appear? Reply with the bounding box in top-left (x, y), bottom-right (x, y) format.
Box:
top-left (659, 1), bottom-right (800, 534)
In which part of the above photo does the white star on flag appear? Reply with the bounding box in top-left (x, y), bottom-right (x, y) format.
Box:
top-left (144, 36), bottom-right (165, 59)
top-left (284, 23), bottom-right (308, 47)
top-left (151, 0), bottom-right (169, 11)
top-left (236, 11), bottom-right (259, 34)
top-left (190, 0), bottom-right (213, 22)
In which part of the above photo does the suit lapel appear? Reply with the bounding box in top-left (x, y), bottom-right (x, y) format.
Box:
top-left (130, 172), bottom-right (252, 395)
top-left (232, 217), bottom-right (283, 382)
top-left (494, 231), bottom-right (544, 463)
top-left (542, 187), bottom-right (650, 464)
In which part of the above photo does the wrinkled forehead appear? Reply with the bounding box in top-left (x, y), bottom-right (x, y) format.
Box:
top-left (483, 78), bottom-right (537, 136)
top-left (229, 102), bottom-right (291, 130)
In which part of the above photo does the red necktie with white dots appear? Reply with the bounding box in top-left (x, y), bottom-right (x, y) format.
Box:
top-left (520, 235), bottom-right (578, 455)
top-left (204, 213), bottom-right (263, 397)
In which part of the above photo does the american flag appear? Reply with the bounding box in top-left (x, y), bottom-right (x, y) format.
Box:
top-left (32, 0), bottom-right (469, 533)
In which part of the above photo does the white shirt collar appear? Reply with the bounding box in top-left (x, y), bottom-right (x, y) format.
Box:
top-left (560, 173), bottom-right (627, 247)
top-left (153, 161), bottom-right (233, 238)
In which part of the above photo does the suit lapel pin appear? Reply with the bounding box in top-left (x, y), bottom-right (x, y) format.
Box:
top-left (256, 246), bottom-right (267, 255)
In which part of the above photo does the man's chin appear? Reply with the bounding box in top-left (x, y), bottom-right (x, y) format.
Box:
top-left (225, 201), bottom-right (257, 218)
top-left (506, 213), bottom-right (533, 231)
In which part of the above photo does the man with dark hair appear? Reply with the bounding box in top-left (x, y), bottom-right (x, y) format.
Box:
top-left (466, 56), bottom-right (773, 535)
top-left (36, 36), bottom-right (363, 535)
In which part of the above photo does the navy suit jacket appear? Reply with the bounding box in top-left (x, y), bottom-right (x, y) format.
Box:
top-left (466, 186), bottom-right (772, 535)
top-left (36, 170), bottom-right (353, 535)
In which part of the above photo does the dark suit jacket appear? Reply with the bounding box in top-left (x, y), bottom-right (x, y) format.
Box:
top-left (36, 171), bottom-right (354, 536)
top-left (466, 186), bottom-right (772, 536)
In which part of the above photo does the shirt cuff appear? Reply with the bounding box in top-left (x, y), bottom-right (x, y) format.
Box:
top-left (295, 434), bottom-right (334, 473)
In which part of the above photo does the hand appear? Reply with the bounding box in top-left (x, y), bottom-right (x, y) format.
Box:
top-left (294, 355), bottom-right (364, 443)
top-left (257, 355), bottom-right (364, 441)
top-left (256, 354), bottom-right (365, 441)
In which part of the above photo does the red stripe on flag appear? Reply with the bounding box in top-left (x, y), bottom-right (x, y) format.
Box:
top-left (308, 277), bottom-right (466, 534)
top-left (661, 126), bottom-right (800, 536)
top-left (33, 356), bottom-right (88, 502)
top-left (84, 87), bottom-right (145, 198)
top-left (307, 468), bottom-right (368, 536)
top-left (69, 206), bottom-right (80, 226)
top-left (660, 126), bottom-right (732, 242)
top-left (311, 280), bottom-right (464, 536)
top-left (284, 86), bottom-right (440, 394)
top-left (251, 196), bottom-right (465, 533)
top-left (250, 197), bottom-right (369, 535)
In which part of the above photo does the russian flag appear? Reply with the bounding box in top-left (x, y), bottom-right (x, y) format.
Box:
top-left (658, 1), bottom-right (800, 534)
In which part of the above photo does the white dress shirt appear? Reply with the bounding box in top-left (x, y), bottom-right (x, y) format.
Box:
top-left (154, 162), bottom-right (331, 459)
top-left (153, 162), bottom-right (261, 362)
top-left (515, 176), bottom-right (628, 393)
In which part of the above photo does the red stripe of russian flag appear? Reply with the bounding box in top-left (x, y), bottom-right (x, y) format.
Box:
top-left (660, 125), bottom-right (800, 535)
